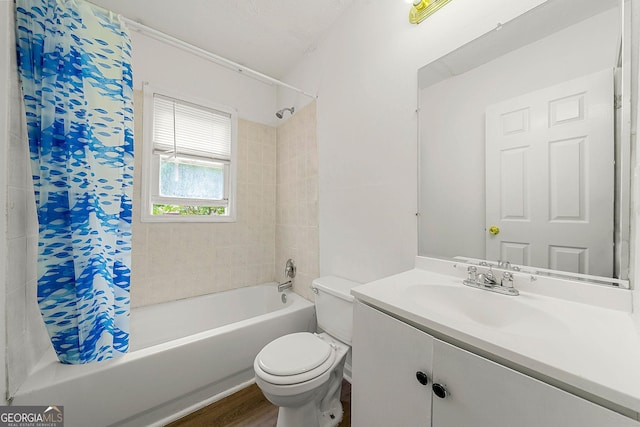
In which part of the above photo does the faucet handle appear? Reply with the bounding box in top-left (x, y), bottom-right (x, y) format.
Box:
top-left (498, 260), bottom-right (511, 270)
top-left (501, 271), bottom-right (514, 288)
top-left (467, 266), bottom-right (477, 281)
top-left (485, 267), bottom-right (495, 281)
top-left (285, 259), bottom-right (296, 279)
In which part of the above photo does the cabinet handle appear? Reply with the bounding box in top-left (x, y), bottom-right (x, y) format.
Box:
top-left (432, 383), bottom-right (448, 399)
top-left (415, 371), bottom-right (430, 386)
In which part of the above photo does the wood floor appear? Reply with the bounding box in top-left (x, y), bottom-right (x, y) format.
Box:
top-left (167, 380), bottom-right (351, 427)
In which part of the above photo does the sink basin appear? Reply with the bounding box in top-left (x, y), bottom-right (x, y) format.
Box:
top-left (405, 284), bottom-right (561, 331)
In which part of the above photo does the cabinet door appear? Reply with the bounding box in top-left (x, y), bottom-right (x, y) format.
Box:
top-left (432, 339), bottom-right (640, 427)
top-left (352, 301), bottom-right (434, 427)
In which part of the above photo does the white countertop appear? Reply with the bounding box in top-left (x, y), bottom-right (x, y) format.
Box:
top-left (351, 257), bottom-right (640, 419)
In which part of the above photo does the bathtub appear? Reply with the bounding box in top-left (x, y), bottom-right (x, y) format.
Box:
top-left (11, 284), bottom-right (315, 427)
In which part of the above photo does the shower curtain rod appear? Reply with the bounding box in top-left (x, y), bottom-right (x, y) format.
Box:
top-left (118, 16), bottom-right (317, 99)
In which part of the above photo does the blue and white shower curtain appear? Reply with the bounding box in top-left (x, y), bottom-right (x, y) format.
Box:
top-left (15, 0), bottom-right (134, 364)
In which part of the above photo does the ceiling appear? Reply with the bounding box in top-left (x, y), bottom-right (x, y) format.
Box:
top-left (90, 0), bottom-right (355, 79)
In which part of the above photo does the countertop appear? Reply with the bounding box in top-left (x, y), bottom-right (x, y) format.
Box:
top-left (350, 257), bottom-right (640, 419)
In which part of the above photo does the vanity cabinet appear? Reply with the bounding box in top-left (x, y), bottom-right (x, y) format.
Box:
top-left (351, 300), bottom-right (434, 427)
top-left (352, 301), bottom-right (640, 427)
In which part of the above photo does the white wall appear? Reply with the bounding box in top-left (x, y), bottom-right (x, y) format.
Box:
top-left (630, 0), bottom-right (640, 324)
top-left (280, 0), bottom-right (547, 283)
top-left (2, 1), bottom-right (50, 400)
top-left (130, 32), bottom-right (278, 126)
top-left (418, 8), bottom-right (619, 261)
top-left (1, 0), bottom-right (10, 405)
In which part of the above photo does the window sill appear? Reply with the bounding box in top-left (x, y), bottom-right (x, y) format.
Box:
top-left (140, 213), bottom-right (237, 223)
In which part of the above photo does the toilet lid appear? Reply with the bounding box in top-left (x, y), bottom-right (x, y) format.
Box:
top-left (257, 332), bottom-right (332, 376)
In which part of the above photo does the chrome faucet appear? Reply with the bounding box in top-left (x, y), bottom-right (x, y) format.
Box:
top-left (501, 271), bottom-right (514, 288)
top-left (463, 265), bottom-right (519, 296)
top-left (277, 259), bottom-right (296, 292)
top-left (498, 260), bottom-right (520, 271)
top-left (285, 259), bottom-right (296, 279)
top-left (277, 280), bottom-right (293, 292)
top-left (498, 260), bottom-right (511, 270)
top-left (478, 269), bottom-right (497, 286)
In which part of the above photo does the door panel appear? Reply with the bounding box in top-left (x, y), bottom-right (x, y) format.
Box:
top-left (500, 241), bottom-right (530, 265)
top-left (431, 339), bottom-right (640, 427)
top-left (549, 137), bottom-right (585, 220)
top-left (352, 302), bottom-right (434, 427)
top-left (500, 147), bottom-right (529, 219)
top-left (486, 69), bottom-right (614, 276)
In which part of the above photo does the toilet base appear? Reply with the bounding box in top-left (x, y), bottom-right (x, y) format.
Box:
top-left (274, 366), bottom-right (345, 427)
top-left (320, 395), bottom-right (343, 426)
top-left (276, 395), bottom-right (343, 427)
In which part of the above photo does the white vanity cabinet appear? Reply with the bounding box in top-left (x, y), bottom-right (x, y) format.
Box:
top-left (352, 300), bottom-right (434, 427)
top-left (431, 339), bottom-right (640, 427)
top-left (352, 301), bottom-right (640, 427)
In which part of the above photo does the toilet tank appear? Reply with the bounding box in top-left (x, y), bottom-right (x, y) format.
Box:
top-left (312, 276), bottom-right (360, 345)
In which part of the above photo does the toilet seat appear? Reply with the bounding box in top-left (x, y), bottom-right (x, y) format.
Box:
top-left (255, 333), bottom-right (337, 385)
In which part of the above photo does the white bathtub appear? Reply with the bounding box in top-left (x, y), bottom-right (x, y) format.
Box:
top-left (11, 284), bottom-right (315, 427)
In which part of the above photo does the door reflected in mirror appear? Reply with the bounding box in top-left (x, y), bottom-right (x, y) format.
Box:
top-left (417, 0), bottom-right (629, 285)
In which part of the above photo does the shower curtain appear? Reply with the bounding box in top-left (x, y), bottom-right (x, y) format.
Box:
top-left (15, 0), bottom-right (134, 364)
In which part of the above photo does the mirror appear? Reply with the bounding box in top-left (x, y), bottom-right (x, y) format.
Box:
top-left (417, 0), bottom-right (630, 286)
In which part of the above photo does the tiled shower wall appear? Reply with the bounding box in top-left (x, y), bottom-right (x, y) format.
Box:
top-left (276, 101), bottom-right (319, 301)
top-left (130, 92), bottom-right (277, 307)
top-left (5, 10), bottom-right (51, 397)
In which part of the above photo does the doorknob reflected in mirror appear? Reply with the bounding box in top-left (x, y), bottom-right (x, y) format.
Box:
top-left (488, 225), bottom-right (500, 235)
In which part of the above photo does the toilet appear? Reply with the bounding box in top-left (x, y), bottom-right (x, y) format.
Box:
top-left (254, 276), bottom-right (358, 427)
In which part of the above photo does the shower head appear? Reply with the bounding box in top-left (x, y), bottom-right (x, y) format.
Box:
top-left (275, 107), bottom-right (295, 119)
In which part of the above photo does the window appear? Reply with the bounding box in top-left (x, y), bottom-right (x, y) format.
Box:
top-left (142, 85), bottom-right (237, 222)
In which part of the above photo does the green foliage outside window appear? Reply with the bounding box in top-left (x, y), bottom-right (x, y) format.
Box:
top-left (153, 204), bottom-right (226, 216)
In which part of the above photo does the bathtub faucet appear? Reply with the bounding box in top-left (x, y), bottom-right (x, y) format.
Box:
top-left (278, 280), bottom-right (293, 292)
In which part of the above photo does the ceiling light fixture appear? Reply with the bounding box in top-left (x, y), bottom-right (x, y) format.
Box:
top-left (409, 0), bottom-right (452, 24)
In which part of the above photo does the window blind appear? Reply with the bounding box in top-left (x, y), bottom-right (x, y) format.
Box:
top-left (153, 94), bottom-right (232, 161)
